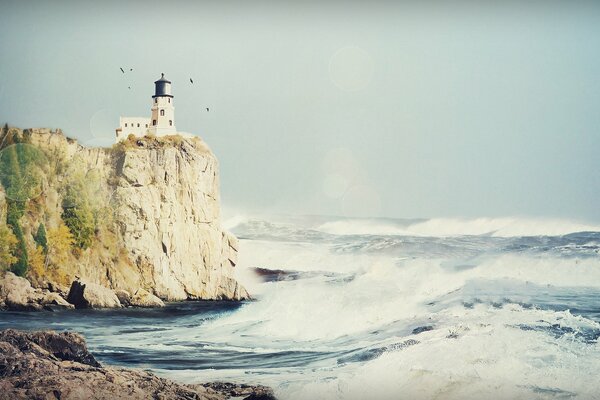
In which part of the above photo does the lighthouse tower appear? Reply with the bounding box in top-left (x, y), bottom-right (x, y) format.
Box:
top-left (148, 73), bottom-right (176, 136)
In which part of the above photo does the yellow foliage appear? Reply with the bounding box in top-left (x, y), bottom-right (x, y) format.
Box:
top-left (46, 222), bottom-right (75, 286)
top-left (27, 244), bottom-right (46, 282)
top-left (0, 225), bottom-right (18, 270)
top-left (47, 222), bottom-right (74, 267)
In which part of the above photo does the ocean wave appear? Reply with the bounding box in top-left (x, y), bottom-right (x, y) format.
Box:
top-left (316, 217), bottom-right (600, 237)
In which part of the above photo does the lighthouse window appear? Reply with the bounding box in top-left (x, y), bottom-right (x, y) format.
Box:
top-left (155, 98), bottom-right (157, 104)
top-left (153, 120), bottom-right (157, 126)
top-left (160, 110), bottom-right (165, 116)
top-left (169, 120), bottom-right (172, 126)
top-left (168, 98), bottom-right (171, 103)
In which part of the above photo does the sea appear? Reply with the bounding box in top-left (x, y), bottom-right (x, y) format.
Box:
top-left (2, 215), bottom-right (600, 400)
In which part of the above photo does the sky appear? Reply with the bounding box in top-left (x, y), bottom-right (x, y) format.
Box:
top-left (1, 0), bottom-right (599, 222)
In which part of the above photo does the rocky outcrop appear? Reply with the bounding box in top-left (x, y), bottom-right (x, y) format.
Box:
top-left (1, 128), bottom-right (248, 304)
top-left (0, 329), bottom-right (275, 400)
top-left (66, 279), bottom-right (122, 309)
top-left (112, 136), bottom-right (248, 301)
top-left (0, 272), bottom-right (73, 311)
top-left (129, 288), bottom-right (165, 308)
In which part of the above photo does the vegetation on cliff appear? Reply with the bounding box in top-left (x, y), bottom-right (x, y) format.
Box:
top-left (0, 125), bottom-right (246, 302)
top-left (0, 125), bottom-right (116, 284)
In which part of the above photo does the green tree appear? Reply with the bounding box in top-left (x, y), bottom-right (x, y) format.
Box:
top-left (0, 225), bottom-right (18, 270)
top-left (60, 160), bottom-right (97, 250)
top-left (61, 205), bottom-right (95, 249)
top-left (0, 140), bottom-right (49, 276)
top-left (8, 218), bottom-right (28, 276)
top-left (33, 223), bottom-right (48, 254)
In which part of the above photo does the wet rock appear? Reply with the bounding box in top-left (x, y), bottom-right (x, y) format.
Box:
top-left (129, 288), bottom-right (165, 308)
top-left (115, 289), bottom-right (132, 306)
top-left (41, 292), bottom-right (74, 310)
top-left (67, 279), bottom-right (122, 309)
top-left (412, 325), bottom-right (434, 335)
top-left (199, 382), bottom-right (277, 400)
top-left (0, 329), bottom-right (275, 400)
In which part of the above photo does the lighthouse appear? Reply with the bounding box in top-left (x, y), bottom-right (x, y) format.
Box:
top-left (115, 73), bottom-right (178, 142)
top-left (149, 73), bottom-right (176, 136)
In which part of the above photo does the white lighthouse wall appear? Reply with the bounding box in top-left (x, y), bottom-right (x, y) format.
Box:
top-left (149, 96), bottom-right (177, 136)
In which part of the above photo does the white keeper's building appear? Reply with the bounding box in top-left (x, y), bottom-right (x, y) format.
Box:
top-left (116, 73), bottom-right (177, 142)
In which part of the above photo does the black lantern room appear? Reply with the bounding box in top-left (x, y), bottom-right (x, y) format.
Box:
top-left (153, 73), bottom-right (173, 98)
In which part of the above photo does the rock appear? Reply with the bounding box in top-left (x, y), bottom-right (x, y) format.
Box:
top-left (129, 288), bottom-right (165, 308)
top-left (8, 128), bottom-right (249, 302)
top-left (47, 281), bottom-right (70, 297)
top-left (0, 329), bottom-right (101, 367)
top-left (0, 329), bottom-right (275, 400)
top-left (0, 272), bottom-right (45, 311)
top-left (199, 382), bottom-right (277, 400)
top-left (113, 137), bottom-right (249, 301)
top-left (41, 292), bottom-right (75, 310)
top-left (115, 289), bottom-right (132, 306)
top-left (66, 280), bottom-right (122, 309)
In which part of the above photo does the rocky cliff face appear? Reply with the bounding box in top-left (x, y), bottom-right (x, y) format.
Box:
top-left (0, 128), bottom-right (248, 301)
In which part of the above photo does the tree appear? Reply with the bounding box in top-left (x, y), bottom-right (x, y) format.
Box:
top-left (33, 223), bottom-right (48, 254)
top-left (9, 221), bottom-right (28, 276)
top-left (62, 205), bottom-right (95, 249)
top-left (27, 243), bottom-right (45, 281)
top-left (0, 225), bottom-right (17, 270)
top-left (0, 141), bottom-right (48, 276)
top-left (46, 223), bottom-right (74, 267)
top-left (46, 223), bottom-right (74, 286)
top-left (61, 163), bottom-right (97, 250)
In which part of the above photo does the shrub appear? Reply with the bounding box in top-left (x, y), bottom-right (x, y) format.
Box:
top-left (62, 205), bottom-right (95, 249)
top-left (47, 222), bottom-right (74, 267)
top-left (0, 225), bottom-right (17, 270)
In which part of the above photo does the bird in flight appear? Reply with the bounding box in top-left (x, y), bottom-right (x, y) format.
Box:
top-left (206, 108), bottom-right (209, 112)
top-left (128, 86), bottom-right (131, 90)
top-left (190, 78), bottom-right (194, 84)
top-left (120, 67), bottom-right (125, 73)
top-left (130, 68), bottom-right (133, 71)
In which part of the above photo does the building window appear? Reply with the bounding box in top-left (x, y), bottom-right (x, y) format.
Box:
top-left (145, 124), bottom-right (148, 128)
top-left (160, 109), bottom-right (165, 116)
top-left (169, 120), bottom-right (172, 126)
top-left (125, 123), bottom-right (127, 127)
top-left (137, 123), bottom-right (140, 127)
top-left (153, 120), bottom-right (157, 126)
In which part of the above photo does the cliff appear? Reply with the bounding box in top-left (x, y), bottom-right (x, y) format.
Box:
top-left (0, 127), bottom-right (248, 303)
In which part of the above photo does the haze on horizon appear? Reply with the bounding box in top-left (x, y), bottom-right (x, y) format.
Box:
top-left (1, 0), bottom-right (599, 223)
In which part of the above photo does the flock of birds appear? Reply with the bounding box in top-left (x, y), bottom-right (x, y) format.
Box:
top-left (119, 67), bottom-right (209, 112)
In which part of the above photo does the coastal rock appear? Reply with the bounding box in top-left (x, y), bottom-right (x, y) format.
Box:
top-left (115, 289), bottom-right (132, 306)
top-left (0, 272), bottom-right (44, 311)
top-left (112, 136), bottom-right (249, 301)
top-left (129, 288), bottom-right (165, 308)
top-left (66, 280), bottom-right (122, 309)
top-left (0, 329), bottom-right (276, 400)
top-left (7, 128), bottom-right (248, 303)
top-left (41, 292), bottom-right (74, 310)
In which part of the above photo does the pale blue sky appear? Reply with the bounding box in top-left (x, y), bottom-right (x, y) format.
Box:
top-left (1, 1), bottom-right (599, 221)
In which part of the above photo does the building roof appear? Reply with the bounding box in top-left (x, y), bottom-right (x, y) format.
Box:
top-left (154, 73), bottom-right (171, 84)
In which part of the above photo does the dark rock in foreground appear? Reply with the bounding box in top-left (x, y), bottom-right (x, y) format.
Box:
top-left (0, 329), bottom-right (276, 400)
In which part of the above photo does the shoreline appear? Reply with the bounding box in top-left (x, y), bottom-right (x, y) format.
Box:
top-left (0, 271), bottom-right (253, 313)
top-left (0, 328), bottom-right (276, 400)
